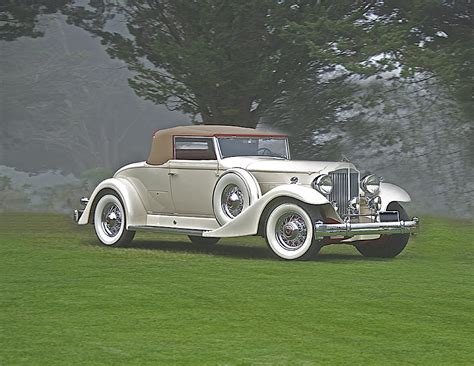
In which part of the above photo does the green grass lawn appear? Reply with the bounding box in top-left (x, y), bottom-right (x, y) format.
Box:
top-left (0, 213), bottom-right (472, 365)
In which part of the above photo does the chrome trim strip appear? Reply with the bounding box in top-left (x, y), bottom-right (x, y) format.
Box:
top-left (128, 225), bottom-right (205, 236)
top-left (314, 217), bottom-right (419, 239)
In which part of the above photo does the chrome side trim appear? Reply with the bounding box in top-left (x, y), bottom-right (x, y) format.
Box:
top-left (314, 217), bottom-right (419, 239)
top-left (128, 225), bottom-right (205, 236)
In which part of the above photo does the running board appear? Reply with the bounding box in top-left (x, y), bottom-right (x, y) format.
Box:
top-left (128, 225), bottom-right (205, 236)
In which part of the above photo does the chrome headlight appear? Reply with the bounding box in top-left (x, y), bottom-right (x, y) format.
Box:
top-left (312, 174), bottom-right (333, 195)
top-left (360, 174), bottom-right (380, 196)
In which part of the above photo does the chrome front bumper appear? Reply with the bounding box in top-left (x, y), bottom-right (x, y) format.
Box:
top-left (314, 218), bottom-right (419, 239)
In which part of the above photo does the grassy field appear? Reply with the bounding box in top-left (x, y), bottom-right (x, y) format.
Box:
top-left (0, 213), bottom-right (472, 365)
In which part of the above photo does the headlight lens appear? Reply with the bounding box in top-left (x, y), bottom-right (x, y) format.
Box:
top-left (361, 174), bottom-right (380, 195)
top-left (312, 174), bottom-right (333, 195)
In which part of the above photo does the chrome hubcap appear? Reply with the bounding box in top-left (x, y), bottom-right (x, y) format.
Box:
top-left (283, 222), bottom-right (299, 240)
top-left (221, 184), bottom-right (244, 218)
top-left (101, 203), bottom-right (122, 237)
top-left (276, 212), bottom-right (308, 251)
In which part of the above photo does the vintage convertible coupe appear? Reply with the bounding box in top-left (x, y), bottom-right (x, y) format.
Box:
top-left (74, 125), bottom-right (418, 260)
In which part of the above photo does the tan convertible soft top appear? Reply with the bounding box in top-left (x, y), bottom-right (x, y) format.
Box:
top-left (147, 125), bottom-right (286, 165)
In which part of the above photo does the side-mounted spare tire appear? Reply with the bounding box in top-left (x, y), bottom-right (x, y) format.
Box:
top-left (212, 168), bottom-right (261, 225)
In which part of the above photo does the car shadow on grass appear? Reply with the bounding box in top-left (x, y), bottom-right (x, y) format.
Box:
top-left (86, 239), bottom-right (378, 262)
top-left (127, 239), bottom-right (275, 260)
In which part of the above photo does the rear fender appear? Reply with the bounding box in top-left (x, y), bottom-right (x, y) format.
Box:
top-left (204, 184), bottom-right (330, 238)
top-left (78, 178), bottom-right (147, 228)
top-left (379, 182), bottom-right (411, 211)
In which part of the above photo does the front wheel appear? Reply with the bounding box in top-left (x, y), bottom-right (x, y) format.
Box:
top-left (93, 191), bottom-right (135, 247)
top-left (355, 202), bottom-right (410, 258)
top-left (265, 201), bottom-right (322, 260)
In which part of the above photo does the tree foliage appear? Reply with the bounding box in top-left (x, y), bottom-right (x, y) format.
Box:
top-left (66, 0), bottom-right (328, 127)
top-left (292, 0), bottom-right (473, 114)
top-left (65, 0), bottom-right (472, 127)
top-left (0, 0), bottom-right (70, 41)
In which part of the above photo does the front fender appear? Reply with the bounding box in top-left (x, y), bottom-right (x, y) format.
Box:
top-left (204, 184), bottom-right (329, 238)
top-left (379, 182), bottom-right (411, 211)
top-left (78, 177), bottom-right (147, 228)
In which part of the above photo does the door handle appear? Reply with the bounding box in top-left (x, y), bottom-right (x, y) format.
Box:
top-left (168, 172), bottom-right (177, 176)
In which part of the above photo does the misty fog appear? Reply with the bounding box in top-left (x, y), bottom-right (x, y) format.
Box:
top-left (1, 13), bottom-right (472, 219)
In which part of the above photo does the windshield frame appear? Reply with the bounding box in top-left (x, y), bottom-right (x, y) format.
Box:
top-left (215, 135), bottom-right (291, 160)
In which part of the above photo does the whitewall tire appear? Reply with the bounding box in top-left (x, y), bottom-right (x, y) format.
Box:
top-left (93, 192), bottom-right (135, 247)
top-left (355, 202), bottom-right (410, 258)
top-left (213, 169), bottom-right (261, 225)
top-left (265, 202), bottom-right (321, 260)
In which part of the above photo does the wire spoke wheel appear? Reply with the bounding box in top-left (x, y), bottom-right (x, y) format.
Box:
top-left (275, 212), bottom-right (308, 251)
top-left (101, 202), bottom-right (123, 237)
top-left (265, 201), bottom-right (321, 260)
top-left (93, 192), bottom-right (135, 247)
top-left (221, 184), bottom-right (244, 219)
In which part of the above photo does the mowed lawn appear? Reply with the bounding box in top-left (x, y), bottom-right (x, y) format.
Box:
top-left (0, 213), bottom-right (472, 365)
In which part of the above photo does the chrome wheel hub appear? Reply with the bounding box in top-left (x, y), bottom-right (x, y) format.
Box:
top-left (276, 212), bottom-right (308, 251)
top-left (221, 184), bottom-right (244, 218)
top-left (227, 193), bottom-right (240, 210)
top-left (283, 222), bottom-right (299, 240)
top-left (101, 203), bottom-right (122, 237)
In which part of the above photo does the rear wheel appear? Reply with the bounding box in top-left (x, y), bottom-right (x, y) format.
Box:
top-left (355, 202), bottom-right (410, 258)
top-left (264, 200), bottom-right (322, 260)
top-left (188, 236), bottom-right (220, 246)
top-left (93, 191), bottom-right (135, 247)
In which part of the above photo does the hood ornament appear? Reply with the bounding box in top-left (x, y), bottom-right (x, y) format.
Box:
top-left (340, 154), bottom-right (351, 162)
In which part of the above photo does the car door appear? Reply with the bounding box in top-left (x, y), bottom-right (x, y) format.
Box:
top-left (129, 163), bottom-right (175, 214)
top-left (169, 136), bottom-right (218, 216)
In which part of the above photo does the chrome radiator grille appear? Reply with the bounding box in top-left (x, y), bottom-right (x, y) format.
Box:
top-left (328, 169), bottom-right (360, 217)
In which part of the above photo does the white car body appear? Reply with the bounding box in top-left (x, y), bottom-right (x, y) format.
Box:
top-left (75, 125), bottom-right (418, 260)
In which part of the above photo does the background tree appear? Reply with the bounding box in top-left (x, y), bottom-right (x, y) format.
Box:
top-left (0, 0), bottom-right (70, 41)
top-left (0, 14), bottom-right (183, 173)
top-left (68, 0), bottom-right (406, 128)
top-left (66, 0), bottom-right (324, 127)
top-left (66, 1), bottom-right (472, 128)
top-left (292, 0), bottom-right (473, 115)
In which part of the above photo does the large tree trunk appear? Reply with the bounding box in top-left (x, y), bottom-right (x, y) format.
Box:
top-left (200, 97), bottom-right (258, 128)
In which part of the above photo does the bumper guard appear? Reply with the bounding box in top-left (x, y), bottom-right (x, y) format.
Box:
top-left (73, 197), bottom-right (89, 223)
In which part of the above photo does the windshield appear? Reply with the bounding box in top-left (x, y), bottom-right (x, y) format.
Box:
top-left (217, 137), bottom-right (289, 159)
